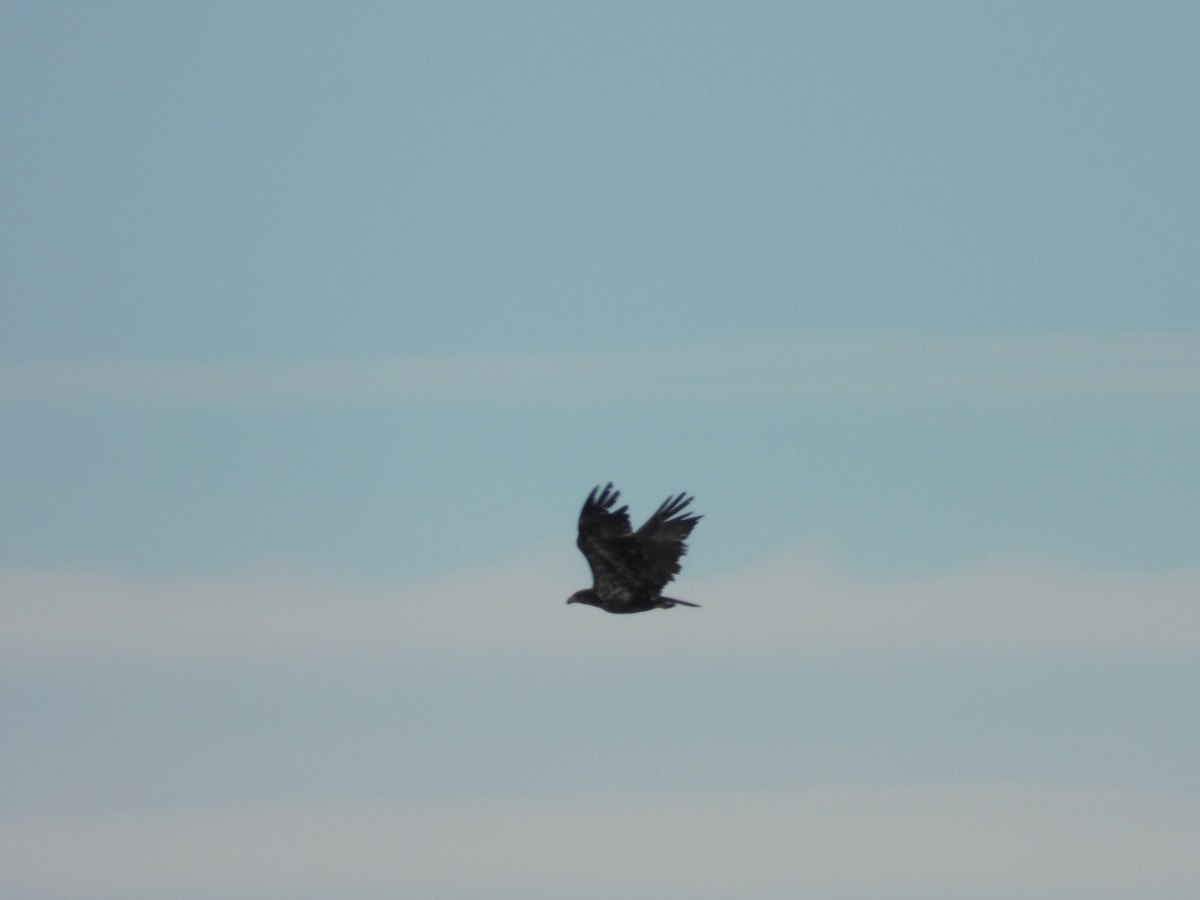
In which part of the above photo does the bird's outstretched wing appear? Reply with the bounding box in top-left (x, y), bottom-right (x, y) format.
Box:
top-left (635, 492), bottom-right (702, 593)
top-left (577, 483), bottom-right (644, 597)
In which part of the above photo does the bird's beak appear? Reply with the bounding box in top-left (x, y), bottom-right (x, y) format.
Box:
top-left (566, 597), bottom-right (577, 604)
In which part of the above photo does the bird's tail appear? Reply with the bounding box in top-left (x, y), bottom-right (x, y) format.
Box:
top-left (662, 597), bottom-right (700, 608)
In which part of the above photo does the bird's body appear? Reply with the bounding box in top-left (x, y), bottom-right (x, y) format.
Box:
top-left (568, 483), bottom-right (702, 614)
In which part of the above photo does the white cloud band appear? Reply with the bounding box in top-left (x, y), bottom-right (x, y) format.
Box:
top-left (3, 333), bottom-right (1198, 406)
top-left (3, 545), bottom-right (1197, 663)
top-left (2, 785), bottom-right (1197, 898)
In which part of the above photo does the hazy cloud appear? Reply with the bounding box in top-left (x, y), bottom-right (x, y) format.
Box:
top-left (3, 333), bottom-right (1197, 406)
top-left (4, 544), bottom-right (1197, 664)
top-left (3, 785), bottom-right (1196, 899)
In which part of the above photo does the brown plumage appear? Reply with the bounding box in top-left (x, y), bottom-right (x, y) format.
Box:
top-left (567, 483), bottom-right (703, 614)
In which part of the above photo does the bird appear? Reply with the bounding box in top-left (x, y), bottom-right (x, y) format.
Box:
top-left (567, 482), bottom-right (703, 614)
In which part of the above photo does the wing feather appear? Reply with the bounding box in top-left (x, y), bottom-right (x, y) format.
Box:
top-left (634, 492), bottom-right (702, 592)
top-left (576, 483), bottom-right (643, 598)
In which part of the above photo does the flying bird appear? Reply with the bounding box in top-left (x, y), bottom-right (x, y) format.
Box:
top-left (568, 483), bottom-right (703, 614)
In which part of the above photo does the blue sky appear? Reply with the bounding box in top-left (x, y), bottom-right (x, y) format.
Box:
top-left (2, 3), bottom-right (1198, 898)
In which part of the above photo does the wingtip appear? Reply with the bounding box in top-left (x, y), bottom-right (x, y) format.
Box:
top-left (583, 481), bottom-right (623, 514)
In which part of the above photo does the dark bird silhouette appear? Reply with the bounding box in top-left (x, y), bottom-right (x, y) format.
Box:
top-left (567, 483), bottom-right (703, 614)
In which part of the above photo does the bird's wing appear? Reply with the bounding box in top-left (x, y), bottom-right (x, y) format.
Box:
top-left (634, 492), bottom-right (702, 592)
top-left (576, 483), bottom-right (645, 597)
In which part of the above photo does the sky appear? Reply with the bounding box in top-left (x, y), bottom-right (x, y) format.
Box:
top-left (2, 2), bottom-right (1198, 897)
